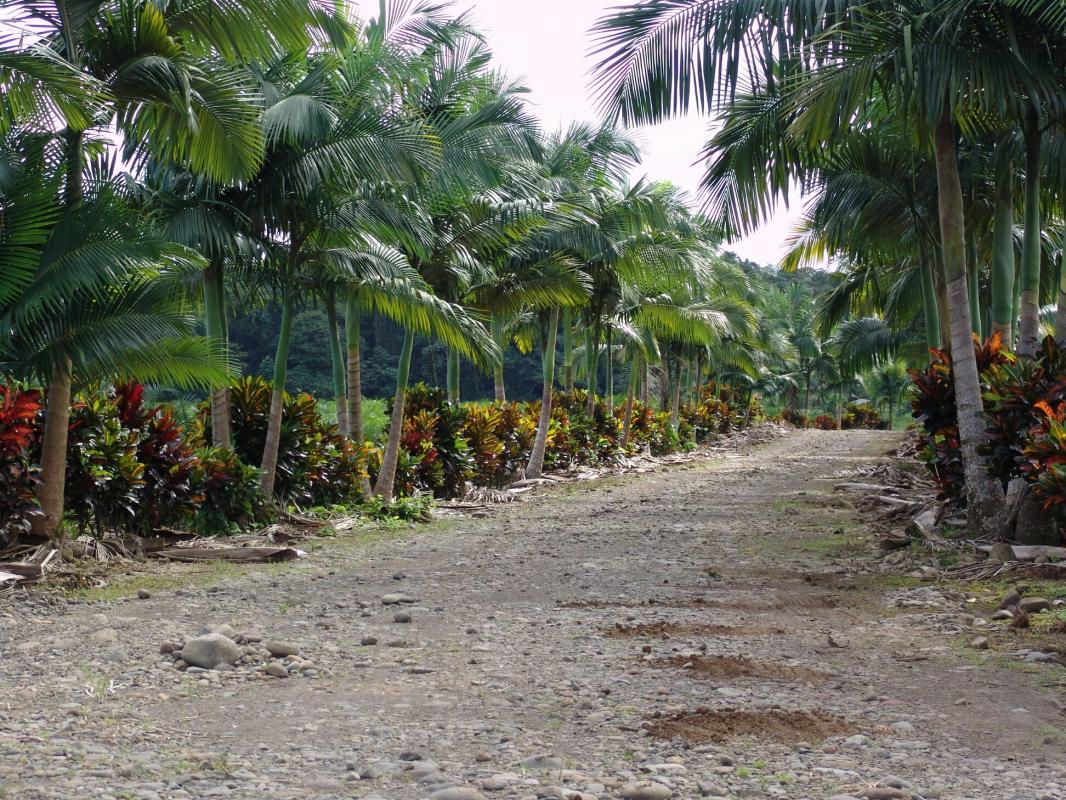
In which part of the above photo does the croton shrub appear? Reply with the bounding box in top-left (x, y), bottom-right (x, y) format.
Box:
top-left (1, 375), bottom-right (756, 538)
top-left (910, 334), bottom-right (1066, 528)
top-left (0, 385), bottom-right (43, 544)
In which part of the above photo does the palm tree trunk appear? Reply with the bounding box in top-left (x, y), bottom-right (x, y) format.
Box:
top-left (374, 328), bottom-right (415, 500)
top-left (920, 251), bottom-right (941, 351)
top-left (622, 360), bottom-right (637, 448)
top-left (585, 325), bottom-right (598, 416)
top-left (562, 307), bottom-right (574, 392)
top-left (659, 363), bottom-right (669, 411)
top-left (32, 359), bottom-right (73, 538)
top-left (345, 289), bottom-right (364, 443)
top-left (670, 358), bottom-right (682, 430)
top-left (803, 368), bottom-right (812, 427)
top-left (966, 230), bottom-right (981, 337)
top-left (259, 295), bottom-right (294, 499)
top-left (526, 309), bottom-right (559, 478)
top-left (605, 328), bottom-right (614, 414)
top-left (326, 291), bottom-right (349, 436)
top-left (203, 261), bottom-right (231, 448)
top-left (835, 385), bottom-right (843, 430)
top-left (990, 157), bottom-right (1015, 344)
top-left (640, 360), bottom-right (649, 405)
top-left (1018, 110), bottom-right (1043, 357)
top-left (933, 109), bottom-right (1006, 535)
top-left (446, 348), bottom-right (460, 404)
top-left (1055, 251), bottom-right (1066, 343)
top-left (491, 312), bottom-right (506, 402)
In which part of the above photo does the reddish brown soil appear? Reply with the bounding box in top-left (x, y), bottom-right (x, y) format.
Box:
top-left (645, 709), bottom-right (856, 744)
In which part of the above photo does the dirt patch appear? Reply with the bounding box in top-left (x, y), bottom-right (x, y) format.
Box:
top-left (602, 621), bottom-right (786, 638)
top-left (645, 709), bottom-right (856, 744)
top-left (648, 654), bottom-right (827, 682)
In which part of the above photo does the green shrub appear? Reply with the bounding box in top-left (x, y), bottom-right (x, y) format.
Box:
top-left (190, 446), bottom-right (266, 534)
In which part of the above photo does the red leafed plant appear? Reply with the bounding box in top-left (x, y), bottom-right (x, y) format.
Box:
top-left (0, 385), bottom-right (44, 542)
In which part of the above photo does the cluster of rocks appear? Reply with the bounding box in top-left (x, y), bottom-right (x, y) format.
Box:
top-left (161, 623), bottom-right (316, 679)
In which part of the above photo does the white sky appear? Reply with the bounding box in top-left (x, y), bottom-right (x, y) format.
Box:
top-left (354, 0), bottom-right (805, 267)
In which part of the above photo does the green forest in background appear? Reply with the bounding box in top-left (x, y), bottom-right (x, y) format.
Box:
top-left (229, 255), bottom-right (834, 403)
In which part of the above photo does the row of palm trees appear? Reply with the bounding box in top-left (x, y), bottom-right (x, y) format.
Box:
top-left (591, 0), bottom-right (1066, 536)
top-left (1, 1), bottom-right (772, 540)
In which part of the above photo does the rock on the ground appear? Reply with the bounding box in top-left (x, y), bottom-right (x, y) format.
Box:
top-left (263, 640), bottom-right (300, 657)
top-left (620, 782), bottom-right (673, 800)
top-left (178, 633), bottom-right (241, 669)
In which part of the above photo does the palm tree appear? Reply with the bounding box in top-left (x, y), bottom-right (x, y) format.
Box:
top-left (1, 0), bottom-right (317, 536)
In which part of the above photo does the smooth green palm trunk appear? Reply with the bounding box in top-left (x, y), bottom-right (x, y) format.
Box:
top-left (1018, 116), bottom-right (1043, 356)
top-left (605, 328), bottom-right (614, 413)
top-left (562, 307), bottom-right (574, 392)
top-left (446, 348), bottom-right (460, 404)
top-left (375, 328), bottom-right (415, 500)
top-left (260, 295), bottom-right (294, 498)
top-left (966, 233), bottom-right (981, 337)
top-left (325, 292), bottom-right (348, 436)
top-left (527, 309), bottom-right (560, 478)
top-left (345, 290), bottom-right (364, 443)
top-left (585, 326), bottom-right (598, 415)
top-left (622, 358), bottom-right (638, 447)
top-left (1017, 127), bottom-right (1043, 351)
top-left (1056, 251), bottom-right (1066, 343)
top-left (990, 160), bottom-right (1015, 343)
top-left (920, 254), bottom-right (941, 350)
top-left (491, 313), bottom-right (506, 402)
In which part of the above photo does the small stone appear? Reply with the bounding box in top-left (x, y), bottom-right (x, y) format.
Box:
top-left (137, 589), bottom-right (152, 600)
top-left (999, 588), bottom-right (1022, 609)
top-left (264, 662), bottom-right (289, 678)
top-left (381, 593), bottom-right (417, 605)
top-left (620, 782), bottom-right (673, 800)
top-left (521, 755), bottom-right (563, 770)
top-left (263, 640), bottom-right (300, 657)
top-left (859, 790), bottom-right (909, 800)
top-left (991, 609), bottom-right (1014, 621)
top-left (178, 633), bottom-right (241, 669)
top-left (481, 773), bottom-right (519, 791)
top-left (361, 635), bottom-right (379, 646)
top-left (970, 636), bottom-right (989, 650)
top-left (393, 611), bottom-right (412, 624)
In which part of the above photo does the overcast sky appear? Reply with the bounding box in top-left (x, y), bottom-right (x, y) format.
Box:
top-left (353, 0), bottom-right (805, 267)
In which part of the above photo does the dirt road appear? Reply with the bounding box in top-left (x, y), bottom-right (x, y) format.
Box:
top-left (2, 429), bottom-right (1064, 800)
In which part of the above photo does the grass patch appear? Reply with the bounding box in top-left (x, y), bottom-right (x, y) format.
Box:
top-left (316, 397), bottom-right (387, 442)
